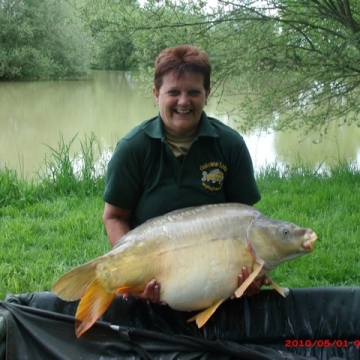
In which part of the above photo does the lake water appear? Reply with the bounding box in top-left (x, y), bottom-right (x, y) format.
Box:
top-left (0, 70), bottom-right (359, 178)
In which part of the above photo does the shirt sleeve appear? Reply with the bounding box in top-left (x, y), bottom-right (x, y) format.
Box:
top-left (223, 134), bottom-right (261, 206)
top-left (102, 138), bottom-right (143, 210)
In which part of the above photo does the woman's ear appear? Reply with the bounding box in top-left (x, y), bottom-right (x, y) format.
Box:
top-left (205, 88), bottom-right (211, 104)
top-left (152, 86), bottom-right (159, 104)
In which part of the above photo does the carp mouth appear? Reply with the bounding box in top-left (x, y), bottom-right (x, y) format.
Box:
top-left (302, 231), bottom-right (318, 251)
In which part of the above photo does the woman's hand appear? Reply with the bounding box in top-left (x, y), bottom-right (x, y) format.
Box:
top-left (231, 267), bottom-right (272, 299)
top-left (123, 279), bottom-right (167, 305)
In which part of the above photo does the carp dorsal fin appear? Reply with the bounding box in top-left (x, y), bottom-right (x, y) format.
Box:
top-left (187, 298), bottom-right (224, 328)
top-left (234, 262), bottom-right (264, 298)
top-left (75, 279), bottom-right (115, 338)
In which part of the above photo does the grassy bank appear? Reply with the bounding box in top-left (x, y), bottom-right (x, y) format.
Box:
top-left (1, 136), bottom-right (359, 300)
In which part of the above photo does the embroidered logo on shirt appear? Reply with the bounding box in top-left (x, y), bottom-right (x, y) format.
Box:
top-left (201, 169), bottom-right (224, 183)
top-left (199, 162), bottom-right (228, 191)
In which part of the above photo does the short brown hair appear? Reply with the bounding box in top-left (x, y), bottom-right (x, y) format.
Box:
top-left (154, 45), bottom-right (211, 91)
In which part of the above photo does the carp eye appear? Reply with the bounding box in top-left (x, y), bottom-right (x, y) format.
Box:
top-left (283, 229), bottom-right (290, 235)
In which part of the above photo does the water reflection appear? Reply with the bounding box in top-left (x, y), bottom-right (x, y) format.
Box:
top-left (273, 124), bottom-right (360, 170)
top-left (0, 70), bottom-right (359, 178)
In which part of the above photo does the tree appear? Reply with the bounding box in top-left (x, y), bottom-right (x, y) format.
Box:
top-left (68, 0), bottom-right (360, 135)
top-left (213, 0), bottom-right (360, 135)
top-left (0, 0), bottom-right (93, 80)
top-left (92, 32), bottom-right (137, 70)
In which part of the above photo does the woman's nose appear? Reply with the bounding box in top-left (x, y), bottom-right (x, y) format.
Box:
top-left (177, 93), bottom-right (190, 105)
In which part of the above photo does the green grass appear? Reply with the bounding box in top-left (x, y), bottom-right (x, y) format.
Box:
top-left (0, 196), bottom-right (108, 296)
top-left (0, 134), bottom-right (359, 299)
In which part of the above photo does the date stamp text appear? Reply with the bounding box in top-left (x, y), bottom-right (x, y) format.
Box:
top-left (285, 339), bottom-right (360, 348)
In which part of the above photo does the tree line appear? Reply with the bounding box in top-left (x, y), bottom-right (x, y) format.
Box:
top-left (0, 0), bottom-right (92, 80)
top-left (1, 0), bottom-right (359, 134)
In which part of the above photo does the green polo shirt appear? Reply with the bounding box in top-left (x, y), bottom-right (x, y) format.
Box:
top-left (103, 112), bottom-right (260, 229)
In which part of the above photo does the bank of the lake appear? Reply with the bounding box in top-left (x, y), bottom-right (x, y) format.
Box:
top-left (1, 144), bottom-right (359, 299)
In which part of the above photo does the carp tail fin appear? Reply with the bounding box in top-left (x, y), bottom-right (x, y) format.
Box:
top-left (187, 299), bottom-right (224, 328)
top-left (75, 278), bottom-right (115, 338)
top-left (52, 258), bottom-right (100, 301)
top-left (234, 263), bottom-right (263, 298)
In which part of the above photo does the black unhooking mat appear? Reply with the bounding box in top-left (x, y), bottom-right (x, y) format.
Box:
top-left (0, 287), bottom-right (359, 360)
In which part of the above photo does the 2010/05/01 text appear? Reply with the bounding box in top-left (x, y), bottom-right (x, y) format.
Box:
top-left (285, 339), bottom-right (360, 348)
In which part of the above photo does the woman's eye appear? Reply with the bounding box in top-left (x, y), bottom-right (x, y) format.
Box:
top-left (189, 90), bottom-right (200, 96)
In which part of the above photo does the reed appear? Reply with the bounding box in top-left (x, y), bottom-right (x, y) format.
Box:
top-left (0, 133), bottom-right (106, 207)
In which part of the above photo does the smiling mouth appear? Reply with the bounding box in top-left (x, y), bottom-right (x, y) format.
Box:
top-left (174, 109), bottom-right (191, 114)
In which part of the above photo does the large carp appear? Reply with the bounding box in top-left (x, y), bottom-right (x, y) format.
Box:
top-left (52, 203), bottom-right (317, 338)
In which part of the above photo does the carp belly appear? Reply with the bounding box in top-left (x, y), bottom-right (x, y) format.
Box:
top-left (159, 275), bottom-right (237, 311)
top-left (155, 238), bottom-right (248, 311)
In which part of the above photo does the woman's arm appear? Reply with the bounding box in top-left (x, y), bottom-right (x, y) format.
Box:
top-left (103, 203), bottom-right (132, 247)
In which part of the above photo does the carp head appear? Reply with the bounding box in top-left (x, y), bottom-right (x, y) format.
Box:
top-left (247, 214), bottom-right (317, 269)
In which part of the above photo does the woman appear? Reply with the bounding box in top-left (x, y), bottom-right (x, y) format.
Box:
top-left (102, 45), bottom-right (269, 302)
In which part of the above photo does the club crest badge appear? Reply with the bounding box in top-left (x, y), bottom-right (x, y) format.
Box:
top-left (200, 161), bottom-right (228, 191)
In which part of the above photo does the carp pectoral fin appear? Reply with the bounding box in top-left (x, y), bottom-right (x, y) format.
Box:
top-left (187, 299), bottom-right (224, 328)
top-left (270, 280), bottom-right (289, 297)
top-left (75, 279), bottom-right (115, 338)
top-left (115, 285), bottom-right (144, 295)
top-left (234, 263), bottom-right (264, 298)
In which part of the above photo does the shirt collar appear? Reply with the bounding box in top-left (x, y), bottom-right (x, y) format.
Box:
top-left (143, 112), bottom-right (219, 140)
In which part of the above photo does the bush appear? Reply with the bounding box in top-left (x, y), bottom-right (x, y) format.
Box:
top-left (0, 0), bottom-right (93, 80)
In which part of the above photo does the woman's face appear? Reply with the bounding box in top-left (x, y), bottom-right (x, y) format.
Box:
top-left (152, 71), bottom-right (210, 135)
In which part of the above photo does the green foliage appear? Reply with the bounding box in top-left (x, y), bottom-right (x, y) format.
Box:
top-left (67, 0), bottom-right (141, 70)
top-left (0, 133), bottom-right (106, 207)
top-left (0, 0), bottom-right (94, 80)
top-left (225, 0), bottom-right (360, 135)
top-left (92, 30), bottom-right (138, 70)
top-left (38, 133), bottom-right (106, 198)
top-left (0, 167), bottom-right (38, 207)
